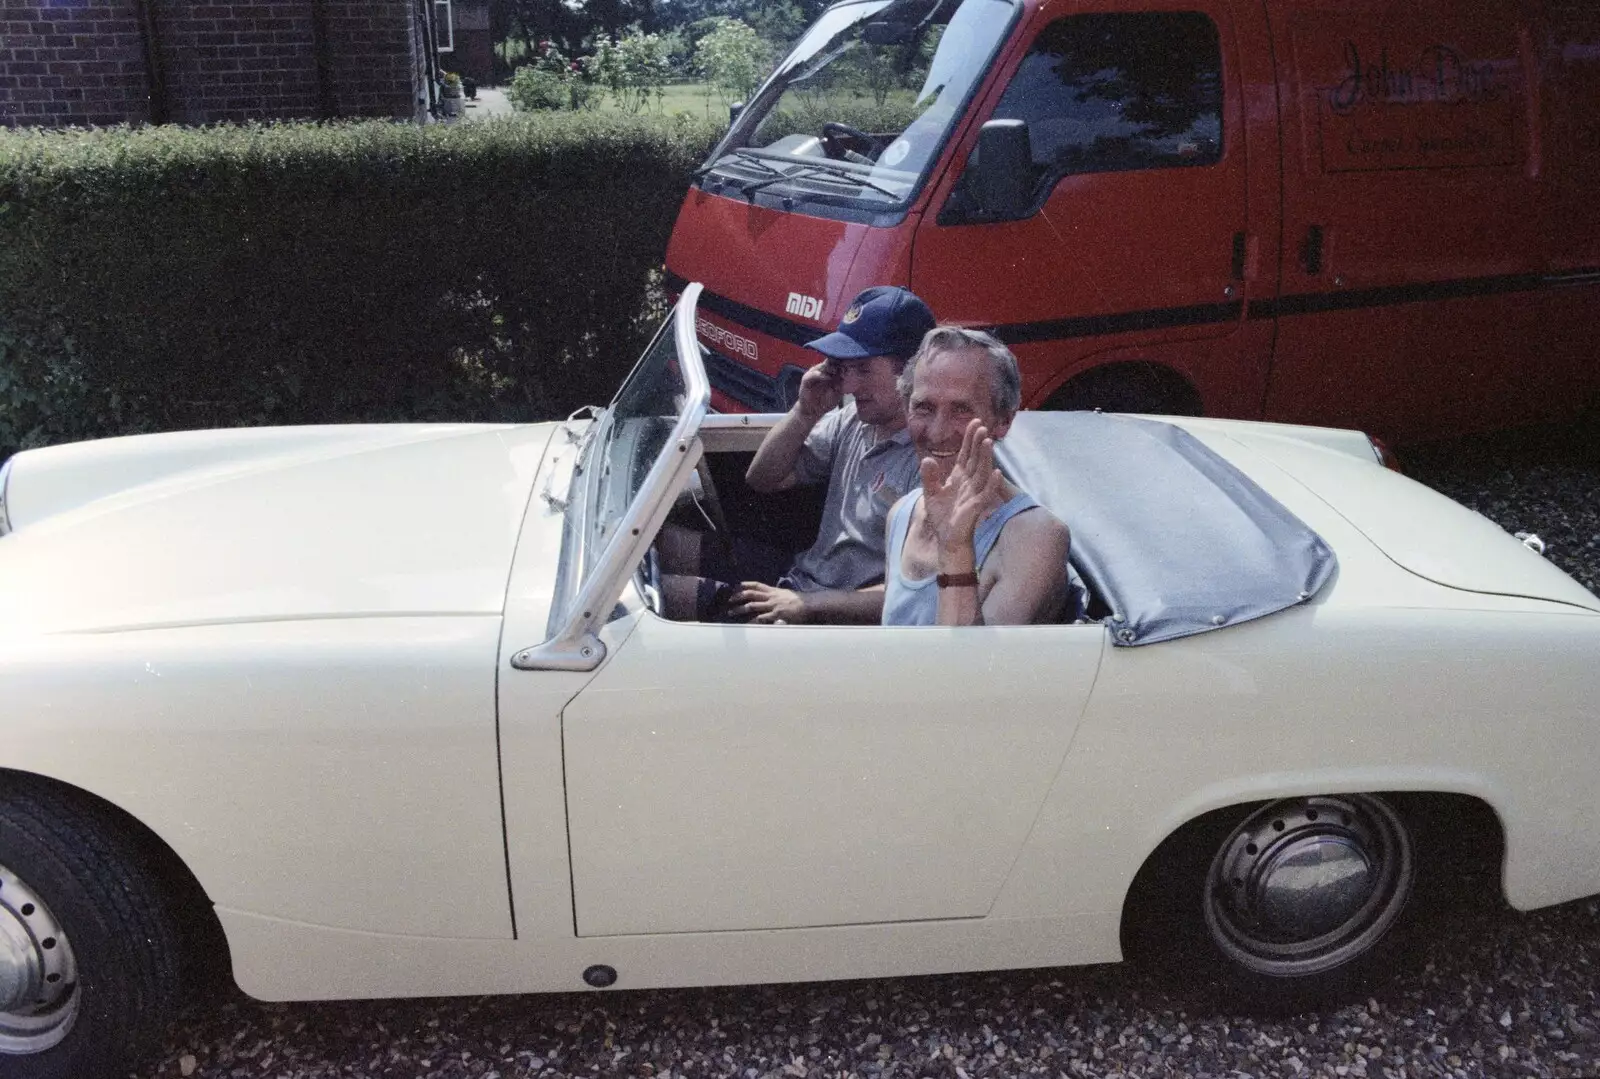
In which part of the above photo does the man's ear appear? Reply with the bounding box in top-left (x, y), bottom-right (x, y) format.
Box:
top-left (990, 413), bottom-right (1015, 441)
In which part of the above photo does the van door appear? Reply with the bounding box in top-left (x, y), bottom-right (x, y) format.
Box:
top-left (910, 0), bottom-right (1276, 418)
top-left (1540, 0), bottom-right (1600, 416)
top-left (1262, 0), bottom-right (1546, 440)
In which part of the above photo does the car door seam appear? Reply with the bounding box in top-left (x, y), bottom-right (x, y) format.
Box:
top-left (981, 629), bottom-right (1110, 917)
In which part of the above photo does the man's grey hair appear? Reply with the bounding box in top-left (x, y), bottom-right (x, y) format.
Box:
top-left (897, 326), bottom-right (1023, 420)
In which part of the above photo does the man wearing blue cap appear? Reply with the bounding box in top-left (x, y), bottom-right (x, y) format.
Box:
top-left (662, 285), bottom-right (936, 623)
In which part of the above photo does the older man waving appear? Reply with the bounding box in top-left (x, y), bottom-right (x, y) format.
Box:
top-left (882, 328), bottom-right (1072, 627)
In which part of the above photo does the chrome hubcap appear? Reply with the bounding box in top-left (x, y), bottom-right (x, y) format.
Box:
top-left (0, 862), bottom-right (79, 1054)
top-left (1204, 795), bottom-right (1414, 978)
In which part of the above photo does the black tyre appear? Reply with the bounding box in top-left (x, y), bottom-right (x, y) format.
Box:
top-left (1043, 363), bottom-right (1201, 416)
top-left (1124, 794), bottom-right (1417, 1015)
top-left (0, 776), bottom-right (181, 1079)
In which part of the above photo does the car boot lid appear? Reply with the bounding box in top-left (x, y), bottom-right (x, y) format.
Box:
top-left (1189, 419), bottom-right (1600, 614)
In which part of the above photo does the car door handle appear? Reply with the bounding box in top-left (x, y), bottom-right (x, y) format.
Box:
top-left (1301, 225), bottom-right (1324, 275)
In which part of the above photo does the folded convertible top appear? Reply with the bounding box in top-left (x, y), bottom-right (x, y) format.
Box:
top-left (996, 412), bottom-right (1336, 646)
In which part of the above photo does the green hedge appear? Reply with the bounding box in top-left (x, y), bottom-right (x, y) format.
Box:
top-left (0, 114), bottom-right (722, 460)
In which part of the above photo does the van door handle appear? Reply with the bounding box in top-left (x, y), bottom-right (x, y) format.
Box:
top-left (1231, 231), bottom-right (1247, 280)
top-left (1301, 225), bottom-right (1324, 275)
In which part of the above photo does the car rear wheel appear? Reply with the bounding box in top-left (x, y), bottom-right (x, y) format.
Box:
top-left (1126, 794), bottom-right (1418, 1014)
top-left (0, 777), bottom-right (181, 1079)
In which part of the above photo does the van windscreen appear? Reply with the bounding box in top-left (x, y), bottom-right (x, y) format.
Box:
top-left (698, 0), bottom-right (1020, 218)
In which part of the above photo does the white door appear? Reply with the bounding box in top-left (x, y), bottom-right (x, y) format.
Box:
top-left (562, 615), bottom-right (1105, 936)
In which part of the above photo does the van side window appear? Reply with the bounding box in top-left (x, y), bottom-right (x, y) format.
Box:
top-left (993, 12), bottom-right (1224, 185)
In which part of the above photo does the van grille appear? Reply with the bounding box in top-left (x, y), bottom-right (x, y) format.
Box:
top-left (702, 349), bottom-right (805, 412)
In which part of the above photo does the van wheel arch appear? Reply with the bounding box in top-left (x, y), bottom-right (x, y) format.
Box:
top-left (1118, 792), bottom-right (1504, 1014)
top-left (1040, 362), bottom-right (1202, 416)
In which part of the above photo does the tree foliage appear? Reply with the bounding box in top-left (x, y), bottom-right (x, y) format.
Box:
top-left (592, 30), bottom-right (675, 113)
top-left (693, 19), bottom-right (771, 103)
top-left (489, 0), bottom-right (825, 81)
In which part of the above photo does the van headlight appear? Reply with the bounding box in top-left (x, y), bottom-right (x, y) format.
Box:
top-left (0, 456), bottom-right (13, 537)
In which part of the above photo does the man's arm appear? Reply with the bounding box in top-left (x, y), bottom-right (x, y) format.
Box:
top-left (797, 585), bottom-right (885, 624)
top-left (745, 408), bottom-right (826, 493)
top-left (921, 421), bottom-right (1071, 627)
top-left (730, 582), bottom-right (884, 624)
top-left (745, 362), bottom-right (841, 493)
top-left (972, 513), bottom-right (1071, 626)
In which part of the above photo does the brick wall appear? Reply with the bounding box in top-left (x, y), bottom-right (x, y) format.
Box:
top-left (0, 0), bottom-right (428, 128)
top-left (156, 1), bottom-right (320, 124)
top-left (0, 1), bottom-right (153, 127)
top-left (325, 0), bottom-right (422, 120)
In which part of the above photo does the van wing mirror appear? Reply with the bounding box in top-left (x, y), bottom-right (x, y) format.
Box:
top-left (964, 119), bottom-right (1033, 220)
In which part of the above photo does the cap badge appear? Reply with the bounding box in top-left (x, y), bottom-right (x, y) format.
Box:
top-left (842, 304), bottom-right (863, 324)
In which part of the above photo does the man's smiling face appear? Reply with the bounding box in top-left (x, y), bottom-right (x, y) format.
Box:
top-left (907, 345), bottom-right (1012, 484)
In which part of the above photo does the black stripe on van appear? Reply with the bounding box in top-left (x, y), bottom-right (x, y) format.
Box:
top-left (990, 300), bottom-right (1244, 345)
top-left (1248, 272), bottom-right (1548, 319)
top-left (673, 268), bottom-right (1599, 355)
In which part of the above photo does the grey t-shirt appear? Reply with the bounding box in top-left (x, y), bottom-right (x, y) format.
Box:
top-left (785, 402), bottom-right (922, 593)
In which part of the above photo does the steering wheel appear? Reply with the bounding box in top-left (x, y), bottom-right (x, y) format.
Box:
top-left (636, 544), bottom-right (663, 614)
top-left (821, 121), bottom-right (884, 161)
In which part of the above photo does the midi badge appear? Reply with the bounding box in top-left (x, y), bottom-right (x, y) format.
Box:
top-left (785, 292), bottom-right (823, 320)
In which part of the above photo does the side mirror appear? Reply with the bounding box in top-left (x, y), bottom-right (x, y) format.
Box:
top-left (729, 101), bottom-right (745, 125)
top-left (963, 119), bottom-right (1033, 221)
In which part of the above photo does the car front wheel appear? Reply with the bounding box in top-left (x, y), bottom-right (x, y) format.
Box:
top-left (1127, 794), bottom-right (1418, 1014)
top-left (0, 777), bottom-right (181, 1079)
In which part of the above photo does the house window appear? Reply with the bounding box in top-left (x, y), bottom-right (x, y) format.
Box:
top-left (435, 0), bottom-right (454, 51)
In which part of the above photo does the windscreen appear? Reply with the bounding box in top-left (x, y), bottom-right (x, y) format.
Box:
top-left (585, 320), bottom-right (690, 587)
top-left (702, 0), bottom-right (1020, 215)
top-left (534, 286), bottom-right (710, 664)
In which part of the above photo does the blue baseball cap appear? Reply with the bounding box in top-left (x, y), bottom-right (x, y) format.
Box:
top-left (804, 286), bottom-right (936, 363)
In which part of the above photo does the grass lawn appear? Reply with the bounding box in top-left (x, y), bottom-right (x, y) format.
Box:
top-left (592, 81), bottom-right (737, 120)
top-left (583, 81), bottom-right (917, 120)
top-left (488, 79), bottom-right (738, 120)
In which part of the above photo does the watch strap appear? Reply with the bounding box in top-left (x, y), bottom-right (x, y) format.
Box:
top-left (936, 572), bottom-right (979, 589)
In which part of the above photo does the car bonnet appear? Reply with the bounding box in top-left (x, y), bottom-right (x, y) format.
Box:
top-left (0, 423), bottom-right (557, 633)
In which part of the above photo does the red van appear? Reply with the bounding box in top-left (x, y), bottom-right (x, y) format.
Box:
top-left (664, 0), bottom-right (1600, 441)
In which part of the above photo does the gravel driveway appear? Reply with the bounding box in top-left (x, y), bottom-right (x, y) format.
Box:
top-left (140, 424), bottom-right (1600, 1079)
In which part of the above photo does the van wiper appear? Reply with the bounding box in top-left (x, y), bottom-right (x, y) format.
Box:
top-left (692, 150), bottom-right (784, 182)
top-left (786, 162), bottom-right (903, 200)
top-left (738, 161), bottom-right (905, 202)
top-left (740, 165), bottom-right (815, 200)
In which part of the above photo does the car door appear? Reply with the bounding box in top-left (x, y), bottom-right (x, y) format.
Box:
top-left (911, 0), bottom-right (1275, 417)
top-left (561, 615), bottom-right (1105, 937)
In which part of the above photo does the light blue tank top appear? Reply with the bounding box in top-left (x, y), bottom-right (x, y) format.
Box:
top-left (881, 489), bottom-right (1041, 626)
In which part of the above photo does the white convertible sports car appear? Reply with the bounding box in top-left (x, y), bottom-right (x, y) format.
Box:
top-left (2, 286), bottom-right (1598, 1078)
